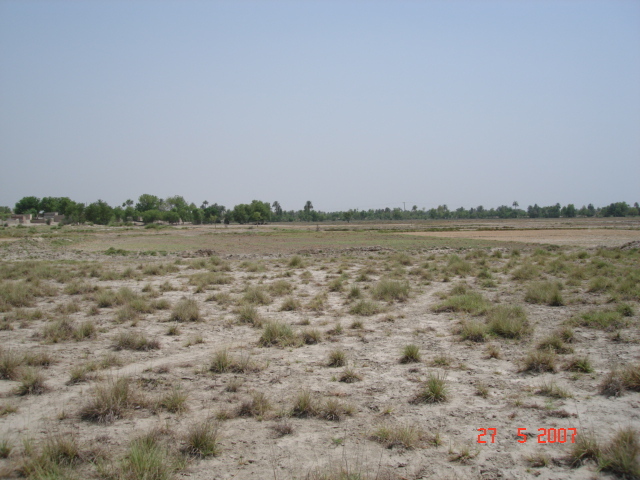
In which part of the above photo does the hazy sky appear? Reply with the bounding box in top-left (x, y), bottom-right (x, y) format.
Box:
top-left (1, 1), bottom-right (639, 212)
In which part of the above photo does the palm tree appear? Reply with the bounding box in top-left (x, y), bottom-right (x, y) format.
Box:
top-left (272, 201), bottom-right (282, 218)
top-left (303, 201), bottom-right (314, 221)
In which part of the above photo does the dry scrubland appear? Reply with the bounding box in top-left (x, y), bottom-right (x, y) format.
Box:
top-left (0, 221), bottom-right (639, 480)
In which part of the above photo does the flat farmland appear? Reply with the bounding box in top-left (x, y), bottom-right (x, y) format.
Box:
top-left (0, 220), bottom-right (638, 480)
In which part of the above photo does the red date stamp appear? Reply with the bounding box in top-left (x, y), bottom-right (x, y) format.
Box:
top-left (477, 428), bottom-right (578, 444)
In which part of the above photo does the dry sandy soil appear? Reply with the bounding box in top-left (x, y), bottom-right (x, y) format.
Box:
top-left (0, 223), bottom-right (638, 480)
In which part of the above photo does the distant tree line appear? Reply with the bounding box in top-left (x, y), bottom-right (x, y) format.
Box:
top-left (2, 195), bottom-right (639, 226)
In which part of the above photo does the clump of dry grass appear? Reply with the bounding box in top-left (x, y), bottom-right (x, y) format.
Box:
top-left (243, 285), bottom-right (271, 305)
top-left (15, 367), bottom-right (47, 395)
top-left (459, 320), bottom-right (487, 342)
top-left (524, 281), bottom-right (564, 306)
top-left (237, 391), bottom-right (272, 417)
top-left (371, 279), bottom-right (410, 302)
top-left (170, 298), bottom-right (201, 322)
top-left (339, 368), bottom-right (362, 383)
top-left (600, 364), bottom-right (640, 397)
top-left (327, 349), bottom-right (346, 367)
top-left (400, 344), bottom-right (421, 363)
top-left (371, 423), bottom-right (423, 449)
top-left (280, 296), bottom-right (301, 311)
top-left (182, 419), bottom-right (221, 457)
top-left (487, 305), bottom-right (529, 339)
top-left (349, 300), bottom-right (382, 316)
top-left (259, 321), bottom-right (299, 347)
top-left (42, 318), bottom-right (96, 343)
top-left (209, 349), bottom-right (258, 374)
top-left (433, 292), bottom-right (488, 315)
top-left (80, 377), bottom-right (142, 423)
top-left (413, 372), bottom-right (448, 403)
top-left (113, 331), bottom-right (160, 351)
top-left (236, 304), bottom-right (262, 326)
top-left (520, 350), bottom-right (557, 373)
top-left (269, 280), bottom-right (294, 296)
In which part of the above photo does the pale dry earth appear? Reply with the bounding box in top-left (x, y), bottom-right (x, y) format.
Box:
top-left (0, 224), bottom-right (638, 480)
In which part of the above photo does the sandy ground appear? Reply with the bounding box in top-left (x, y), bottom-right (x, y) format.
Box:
top-left (0, 227), bottom-right (638, 480)
top-left (402, 229), bottom-right (640, 248)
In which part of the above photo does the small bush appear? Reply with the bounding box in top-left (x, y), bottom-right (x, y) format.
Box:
top-left (288, 255), bottom-right (304, 268)
top-left (569, 309), bottom-right (626, 331)
top-left (565, 356), bottom-right (594, 373)
top-left (487, 305), bottom-right (529, 339)
top-left (236, 304), bottom-right (262, 326)
top-left (339, 368), bottom-right (362, 383)
top-left (16, 367), bottom-right (47, 395)
top-left (536, 380), bottom-right (572, 399)
top-left (280, 296), bottom-right (301, 311)
top-left (327, 349), bottom-right (346, 367)
top-left (400, 344), bottom-right (421, 363)
top-left (301, 328), bottom-right (322, 345)
top-left (371, 424), bottom-right (423, 449)
top-left (570, 432), bottom-right (600, 467)
top-left (512, 263), bottom-right (538, 281)
top-left (349, 300), bottom-right (382, 316)
top-left (269, 280), bottom-right (293, 296)
top-left (158, 386), bottom-right (188, 413)
top-left (537, 334), bottom-right (573, 354)
top-left (113, 331), bottom-right (160, 351)
top-left (433, 292), bottom-right (488, 315)
top-left (80, 377), bottom-right (139, 423)
top-left (119, 432), bottom-right (181, 479)
top-left (520, 350), bottom-right (557, 373)
top-left (320, 398), bottom-right (353, 421)
top-left (237, 391), bottom-right (272, 417)
top-left (414, 372), bottom-right (448, 403)
top-left (292, 390), bottom-right (318, 418)
top-left (459, 320), bottom-right (487, 342)
top-left (259, 321), bottom-right (298, 347)
top-left (243, 286), bottom-right (271, 305)
top-left (371, 279), bottom-right (410, 302)
top-left (525, 281), bottom-right (564, 306)
top-left (0, 348), bottom-right (22, 380)
top-left (183, 420), bottom-right (220, 457)
top-left (170, 298), bottom-right (201, 322)
top-left (598, 428), bottom-right (640, 478)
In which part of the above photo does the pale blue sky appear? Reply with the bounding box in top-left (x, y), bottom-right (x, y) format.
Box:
top-left (1, 0), bottom-right (639, 212)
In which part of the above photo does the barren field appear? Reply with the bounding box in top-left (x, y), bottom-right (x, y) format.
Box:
top-left (403, 229), bottom-right (640, 248)
top-left (0, 221), bottom-right (639, 480)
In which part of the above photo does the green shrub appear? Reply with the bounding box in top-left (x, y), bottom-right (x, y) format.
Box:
top-left (327, 349), bottom-right (346, 367)
top-left (279, 296), bottom-right (301, 311)
top-left (183, 420), bottom-right (220, 457)
top-left (113, 331), bottom-right (160, 351)
top-left (459, 320), bottom-right (487, 342)
top-left (371, 423), bottom-right (423, 449)
top-left (520, 350), bottom-right (557, 373)
top-left (242, 286), bottom-right (271, 305)
top-left (414, 372), bottom-right (448, 403)
top-left (598, 428), bottom-right (640, 478)
top-left (80, 377), bottom-right (139, 423)
top-left (400, 344), bottom-right (421, 363)
top-left (371, 279), bottom-right (410, 302)
top-left (569, 309), bottom-right (626, 331)
top-left (236, 304), bottom-right (262, 326)
top-left (433, 292), bottom-right (488, 315)
top-left (349, 300), bottom-right (382, 316)
top-left (487, 305), bottom-right (528, 338)
top-left (259, 321), bottom-right (298, 347)
top-left (524, 281), bottom-right (564, 306)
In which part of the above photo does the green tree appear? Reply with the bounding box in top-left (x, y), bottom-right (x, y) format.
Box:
top-left (14, 196), bottom-right (40, 214)
top-left (136, 194), bottom-right (162, 212)
top-left (303, 201), bottom-right (314, 221)
top-left (84, 200), bottom-right (113, 225)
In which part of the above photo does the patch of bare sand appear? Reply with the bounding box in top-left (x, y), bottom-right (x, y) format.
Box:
top-left (402, 228), bottom-right (640, 247)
